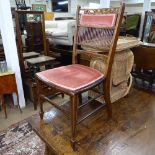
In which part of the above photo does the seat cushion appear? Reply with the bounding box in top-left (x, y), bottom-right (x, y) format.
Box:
top-left (36, 64), bottom-right (104, 92)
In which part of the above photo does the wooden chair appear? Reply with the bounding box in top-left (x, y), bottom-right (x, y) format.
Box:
top-left (36, 4), bottom-right (125, 151)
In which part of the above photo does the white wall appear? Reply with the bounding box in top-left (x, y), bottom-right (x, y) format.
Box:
top-left (0, 0), bottom-right (26, 108)
top-left (9, 0), bottom-right (155, 15)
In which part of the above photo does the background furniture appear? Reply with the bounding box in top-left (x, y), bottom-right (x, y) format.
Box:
top-left (142, 11), bottom-right (155, 42)
top-left (120, 14), bottom-right (141, 37)
top-left (132, 43), bottom-right (155, 88)
top-left (15, 11), bottom-right (48, 76)
top-left (36, 4), bottom-right (124, 151)
top-left (0, 71), bottom-right (21, 118)
top-left (32, 4), bottom-right (46, 11)
top-left (45, 20), bottom-right (76, 46)
top-left (15, 0), bottom-right (31, 10)
top-left (88, 37), bottom-right (140, 103)
top-left (132, 10), bottom-right (155, 89)
top-left (15, 11), bottom-right (58, 109)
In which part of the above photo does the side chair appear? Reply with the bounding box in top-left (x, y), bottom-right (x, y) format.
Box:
top-left (36, 4), bottom-right (125, 151)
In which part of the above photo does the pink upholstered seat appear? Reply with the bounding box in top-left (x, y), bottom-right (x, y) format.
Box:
top-left (36, 64), bottom-right (104, 92)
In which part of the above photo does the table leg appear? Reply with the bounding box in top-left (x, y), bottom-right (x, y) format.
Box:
top-left (15, 91), bottom-right (22, 113)
top-left (1, 95), bottom-right (7, 118)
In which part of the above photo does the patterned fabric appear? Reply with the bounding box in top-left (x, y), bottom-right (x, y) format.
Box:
top-left (0, 122), bottom-right (44, 155)
top-left (78, 27), bottom-right (114, 50)
top-left (76, 8), bottom-right (119, 51)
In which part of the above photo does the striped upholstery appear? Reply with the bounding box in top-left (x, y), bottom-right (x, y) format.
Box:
top-left (76, 8), bottom-right (119, 51)
top-left (77, 27), bottom-right (115, 50)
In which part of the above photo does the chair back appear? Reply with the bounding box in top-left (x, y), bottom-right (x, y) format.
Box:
top-left (73, 4), bottom-right (125, 95)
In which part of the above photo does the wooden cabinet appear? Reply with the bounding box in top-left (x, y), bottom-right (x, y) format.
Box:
top-left (0, 71), bottom-right (21, 118)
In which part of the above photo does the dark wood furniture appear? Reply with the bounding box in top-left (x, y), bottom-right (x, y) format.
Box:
top-left (132, 10), bottom-right (155, 89)
top-left (36, 4), bottom-right (125, 151)
top-left (15, 11), bottom-right (58, 109)
top-left (15, 0), bottom-right (31, 10)
top-left (132, 43), bottom-right (155, 88)
top-left (25, 22), bottom-right (44, 52)
top-left (15, 10), bottom-right (48, 77)
top-left (0, 71), bottom-right (21, 118)
top-left (23, 51), bottom-right (40, 60)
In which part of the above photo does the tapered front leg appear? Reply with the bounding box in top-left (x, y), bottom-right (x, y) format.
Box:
top-left (70, 95), bottom-right (78, 151)
top-left (39, 96), bottom-right (44, 119)
top-left (106, 98), bottom-right (112, 118)
top-left (36, 78), bottom-right (44, 120)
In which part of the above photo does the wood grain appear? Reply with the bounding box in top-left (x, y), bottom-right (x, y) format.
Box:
top-left (29, 88), bottom-right (155, 155)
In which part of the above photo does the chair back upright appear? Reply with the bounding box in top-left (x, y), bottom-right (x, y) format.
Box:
top-left (73, 4), bottom-right (125, 99)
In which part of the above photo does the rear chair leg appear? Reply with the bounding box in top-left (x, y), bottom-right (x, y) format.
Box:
top-left (39, 95), bottom-right (44, 119)
top-left (106, 99), bottom-right (112, 119)
top-left (36, 78), bottom-right (44, 119)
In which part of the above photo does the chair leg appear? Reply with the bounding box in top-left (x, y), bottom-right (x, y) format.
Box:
top-left (1, 95), bottom-right (7, 118)
top-left (10, 94), bottom-right (14, 107)
top-left (104, 92), bottom-right (112, 119)
top-left (39, 95), bottom-right (44, 119)
top-left (78, 94), bottom-right (82, 105)
top-left (70, 95), bottom-right (78, 151)
top-left (61, 93), bottom-right (64, 98)
top-left (106, 99), bottom-right (112, 118)
top-left (36, 78), bottom-right (44, 119)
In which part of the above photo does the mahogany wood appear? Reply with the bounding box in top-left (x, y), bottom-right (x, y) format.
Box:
top-left (132, 45), bottom-right (155, 88)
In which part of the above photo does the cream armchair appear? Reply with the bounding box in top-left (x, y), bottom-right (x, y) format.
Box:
top-left (45, 20), bottom-right (76, 46)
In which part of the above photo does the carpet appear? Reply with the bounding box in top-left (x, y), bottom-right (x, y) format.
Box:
top-left (0, 121), bottom-right (45, 155)
top-left (0, 94), bottom-right (70, 155)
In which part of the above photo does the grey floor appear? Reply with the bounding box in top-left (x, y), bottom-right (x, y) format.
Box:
top-left (0, 95), bottom-right (69, 131)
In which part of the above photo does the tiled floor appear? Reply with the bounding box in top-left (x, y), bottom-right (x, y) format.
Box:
top-left (0, 95), bottom-right (69, 131)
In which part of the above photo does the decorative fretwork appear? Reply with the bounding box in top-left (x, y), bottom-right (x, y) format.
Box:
top-left (82, 8), bottom-right (120, 15)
